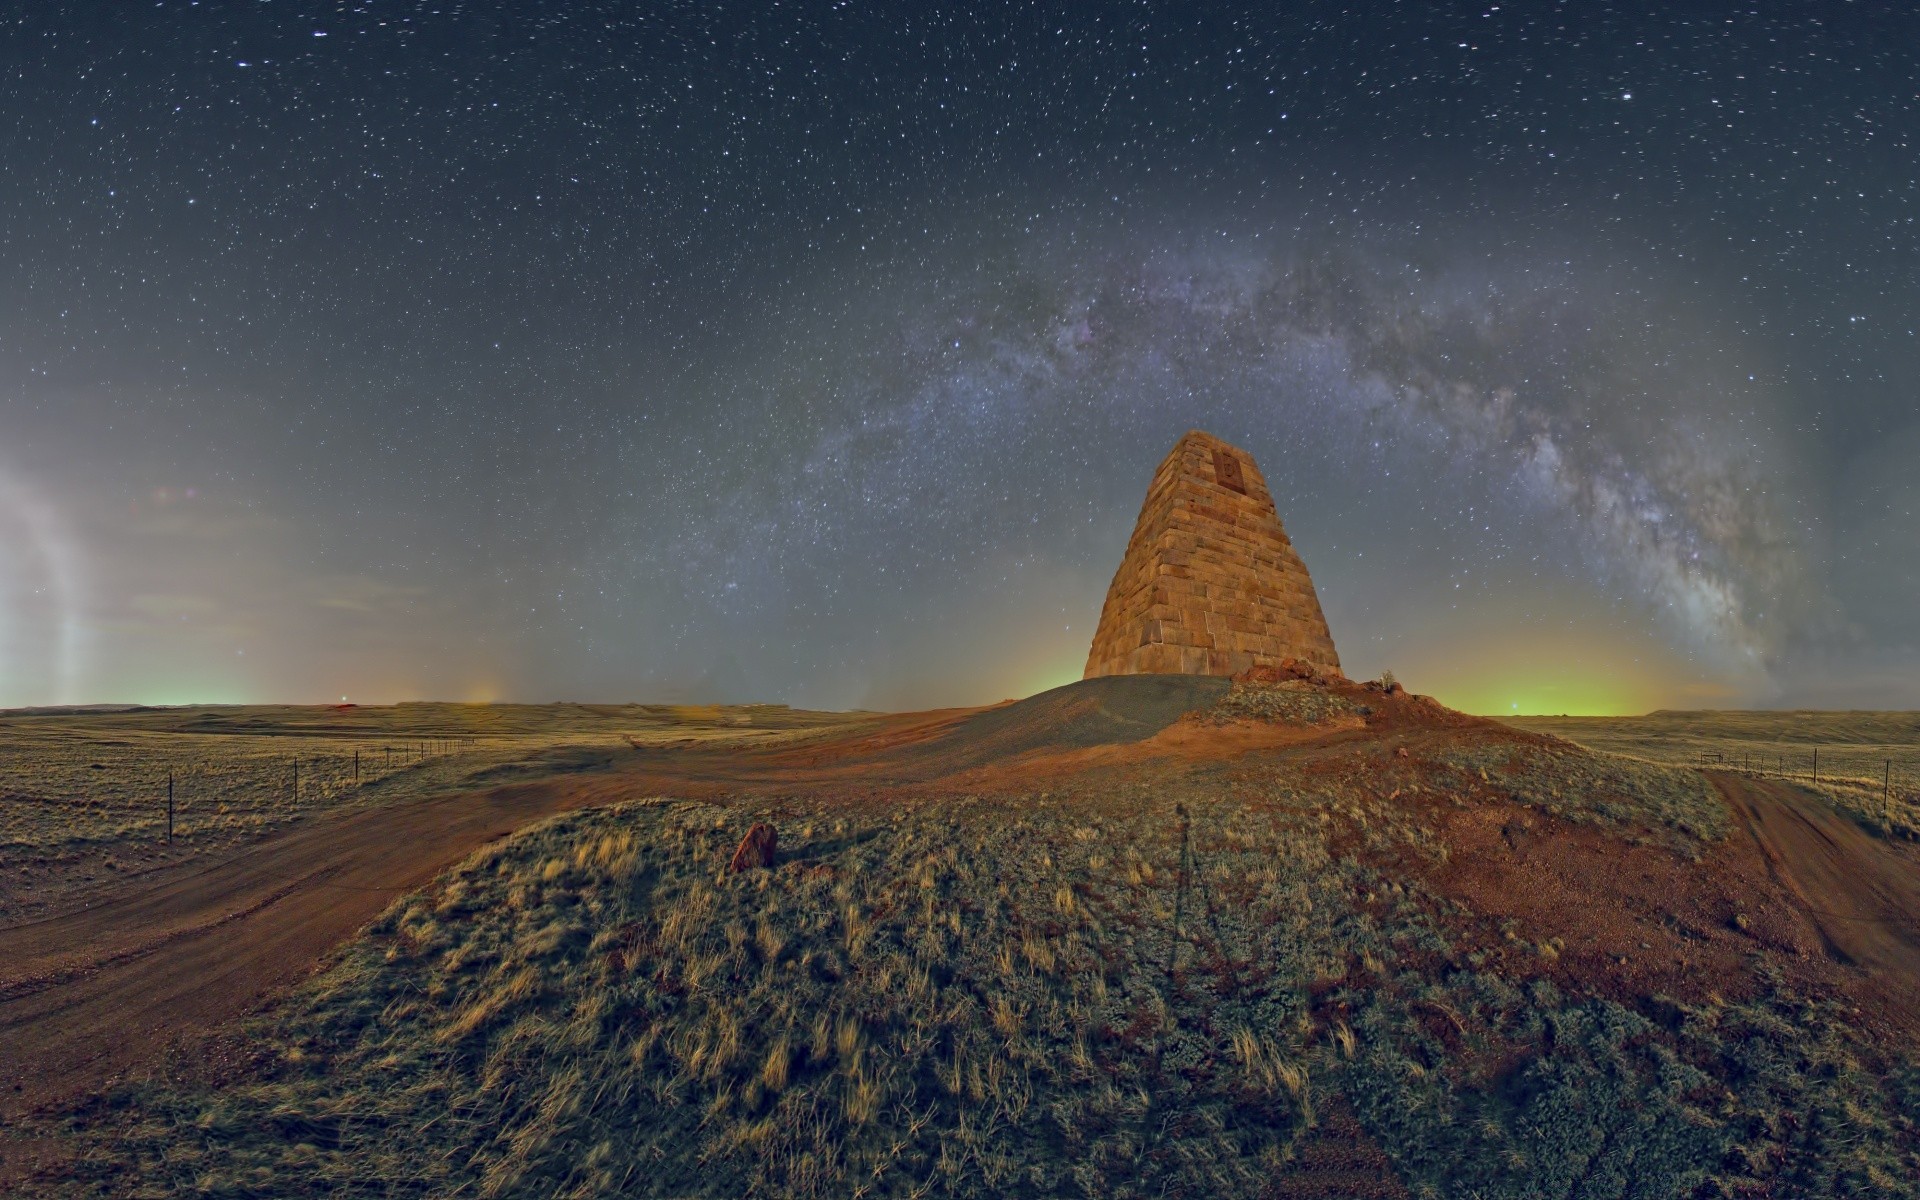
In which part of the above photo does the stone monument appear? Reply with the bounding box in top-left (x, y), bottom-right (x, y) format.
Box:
top-left (1084, 430), bottom-right (1341, 679)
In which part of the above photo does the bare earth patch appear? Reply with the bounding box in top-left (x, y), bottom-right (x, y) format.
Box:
top-left (5, 683), bottom-right (1920, 1197)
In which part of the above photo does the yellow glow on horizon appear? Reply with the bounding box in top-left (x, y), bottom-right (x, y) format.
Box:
top-left (1005, 654), bottom-right (1087, 703)
top-left (461, 679), bottom-right (504, 704)
top-left (1404, 627), bottom-right (1712, 717)
top-left (1449, 678), bottom-right (1648, 718)
top-left (110, 665), bottom-right (255, 707)
top-left (127, 689), bottom-right (254, 708)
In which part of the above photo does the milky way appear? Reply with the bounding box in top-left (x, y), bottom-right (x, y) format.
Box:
top-left (2, 3), bottom-right (1913, 709)
top-left (635, 226), bottom-right (1811, 706)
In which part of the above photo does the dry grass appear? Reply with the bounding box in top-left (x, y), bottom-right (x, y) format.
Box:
top-left (40, 731), bottom-right (1920, 1198)
top-left (52, 791), bottom-right (1350, 1196)
top-left (1427, 735), bottom-right (1728, 847)
top-left (1509, 710), bottom-right (1920, 836)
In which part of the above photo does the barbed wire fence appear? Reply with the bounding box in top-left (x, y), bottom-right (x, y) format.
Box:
top-left (148, 736), bottom-right (479, 843)
top-left (1695, 744), bottom-right (1920, 838)
top-left (0, 735), bottom-right (493, 907)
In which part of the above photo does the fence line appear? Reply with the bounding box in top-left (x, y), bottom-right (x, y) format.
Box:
top-left (149, 736), bottom-right (474, 843)
top-left (1696, 744), bottom-right (1920, 834)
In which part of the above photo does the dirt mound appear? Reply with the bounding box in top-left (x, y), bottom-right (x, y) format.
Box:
top-left (42, 734), bottom-right (1920, 1198)
top-left (866, 675), bottom-right (1480, 779)
top-left (14, 687), bottom-right (1920, 1197)
top-left (629, 676), bottom-right (1493, 800)
top-left (874, 673), bottom-right (1232, 771)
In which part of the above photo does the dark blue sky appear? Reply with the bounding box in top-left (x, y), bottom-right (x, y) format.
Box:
top-left (3, 2), bottom-right (1915, 711)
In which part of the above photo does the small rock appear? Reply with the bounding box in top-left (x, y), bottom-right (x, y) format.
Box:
top-left (729, 823), bottom-right (777, 872)
top-left (1500, 817), bottom-right (1535, 856)
top-left (1395, 746), bottom-right (1410, 759)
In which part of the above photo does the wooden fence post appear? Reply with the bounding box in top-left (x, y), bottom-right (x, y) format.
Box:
top-left (167, 772), bottom-right (174, 844)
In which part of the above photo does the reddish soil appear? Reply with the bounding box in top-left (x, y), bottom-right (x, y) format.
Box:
top-left (1397, 768), bottom-right (1920, 1036)
top-left (1416, 788), bottom-right (1826, 1006)
top-left (1270, 1094), bottom-right (1409, 1200)
top-left (1714, 771), bottom-right (1920, 981)
top-left (0, 777), bottom-right (629, 1130)
top-left (5, 678), bottom-right (1920, 1191)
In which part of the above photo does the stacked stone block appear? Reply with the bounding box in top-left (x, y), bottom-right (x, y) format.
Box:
top-left (1083, 430), bottom-right (1342, 679)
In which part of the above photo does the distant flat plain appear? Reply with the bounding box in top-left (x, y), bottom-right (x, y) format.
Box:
top-left (1507, 709), bottom-right (1920, 836)
top-left (0, 701), bottom-right (871, 921)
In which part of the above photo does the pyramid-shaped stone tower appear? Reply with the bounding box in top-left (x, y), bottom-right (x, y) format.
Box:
top-left (1084, 430), bottom-right (1341, 679)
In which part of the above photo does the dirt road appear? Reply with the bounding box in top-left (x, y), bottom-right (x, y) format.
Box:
top-left (5, 702), bottom-right (1916, 1175)
top-left (0, 683), bottom-right (1268, 1138)
top-left (0, 702), bottom-right (986, 1135)
top-left (1711, 772), bottom-right (1920, 977)
top-left (0, 775), bottom-right (628, 1124)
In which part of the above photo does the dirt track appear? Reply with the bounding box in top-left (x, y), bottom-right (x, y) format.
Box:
top-left (1712, 771), bottom-right (1920, 977)
top-left (0, 705), bottom-right (945, 1135)
top-left (0, 776), bottom-right (630, 1126)
top-left (7, 694), bottom-right (1920, 1176)
top-left (0, 682), bottom-right (1283, 1136)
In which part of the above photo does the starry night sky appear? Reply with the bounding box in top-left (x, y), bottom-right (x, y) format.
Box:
top-left (3, 2), bottom-right (1916, 713)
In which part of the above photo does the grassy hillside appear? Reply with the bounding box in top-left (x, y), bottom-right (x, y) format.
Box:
top-left (43, 707), bottom-right (1920, 1198)
top-left (1509, 711), bottom-right (1920, 837)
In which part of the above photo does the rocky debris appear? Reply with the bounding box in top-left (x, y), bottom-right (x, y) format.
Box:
top-left (1206, 679), bottom-right (1362, 726)
top-left (728, 823), bottom-right (777, 872)
top-left (1084, 430), bottom-right (1342, 679)
top-left (1237, 657), bottom-right (1332, 686)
